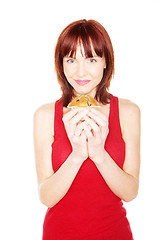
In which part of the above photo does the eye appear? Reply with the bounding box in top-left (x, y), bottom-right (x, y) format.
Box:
top-left (88, 58), bottom-right (97, 63)
top-left (66, 58), bottom-right (75, 64)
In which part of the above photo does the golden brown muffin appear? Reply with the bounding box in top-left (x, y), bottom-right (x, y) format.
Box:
top-left (68, 95), bottom-right (98, 108)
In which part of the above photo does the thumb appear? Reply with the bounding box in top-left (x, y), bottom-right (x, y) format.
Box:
top-left (81, 130), bottom-right (87, 141)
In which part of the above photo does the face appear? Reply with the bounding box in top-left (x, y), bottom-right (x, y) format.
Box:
top-left (63, 44), bottom-right (106, 98)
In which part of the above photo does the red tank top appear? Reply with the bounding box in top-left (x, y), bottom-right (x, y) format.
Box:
top-left (42, 96), bottom-right (133, 240)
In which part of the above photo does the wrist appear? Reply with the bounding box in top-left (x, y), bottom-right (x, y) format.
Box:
top-left (91, 149), bottom-right (106, 165)
top-left (69, 151), bottom-right (86, 165)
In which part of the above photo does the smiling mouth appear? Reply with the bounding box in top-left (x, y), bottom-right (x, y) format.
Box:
top-left (75, 80), bottom-right (91, 86)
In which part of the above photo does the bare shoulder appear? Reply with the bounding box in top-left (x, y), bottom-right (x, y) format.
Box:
top-left (34, 102), bottom-right (55, 135)
top-left (118, 98), bottom-right (141, 135)
top-left (34, 102), bottom-right (55, 120)
top-left (119, 98), bottom-right (140, 118)
top-left (34, 102), bottom-right (55, 124)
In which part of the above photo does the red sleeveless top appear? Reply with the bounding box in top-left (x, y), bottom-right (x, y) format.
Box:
top-left (42, 96), bottom-right (133, 240)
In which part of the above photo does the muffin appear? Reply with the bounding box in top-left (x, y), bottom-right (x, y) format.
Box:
top-left (68, 95), bottom-right (98, 109)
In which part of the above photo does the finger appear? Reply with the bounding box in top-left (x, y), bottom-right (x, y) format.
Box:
top-left (84, 121), bottom-right (92, 131)
top-left (87, 111), bottom-right (107, 128)
top-left (74, 122), bottom-right (84, 136)
top-left (62, 108), bottom-right (78, 122)
top-left (91, 108), bottom-right (107, 121)
top-left (83, 116), bottom-right (100, 133)
top-left (80, 130), bottom-right (87, 141)
top-left (71, 109), bottom-right (89, 125)
top-left (82, 122), bottom-right (93, 138)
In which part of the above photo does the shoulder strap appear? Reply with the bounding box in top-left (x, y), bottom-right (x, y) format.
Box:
top-left (109, 96), bottom-right (123, 140)
top-left (53, 99), bottom-right (63, 138)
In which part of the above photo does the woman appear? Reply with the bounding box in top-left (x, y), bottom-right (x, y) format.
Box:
top-left (34, 19), bottom-right (140, 240)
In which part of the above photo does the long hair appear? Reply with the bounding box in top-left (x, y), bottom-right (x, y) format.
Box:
top-left (55, 19), bottom-right (114, 107)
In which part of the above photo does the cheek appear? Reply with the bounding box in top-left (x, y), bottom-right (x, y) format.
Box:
top-left (63, 66), bottom-right (76, 79)
top-left (90, 67), bottom-right (104, 80)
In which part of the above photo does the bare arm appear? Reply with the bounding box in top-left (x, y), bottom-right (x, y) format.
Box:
top-left (83, 99), bottom-right (141, 202)
top-left (38, 152), bottom-right (83, 208)
top-left (33, 104), bottom-right (88, 208)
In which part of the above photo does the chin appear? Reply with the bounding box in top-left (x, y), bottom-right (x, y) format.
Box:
top-left (75, 88), bottom-right (95, 97)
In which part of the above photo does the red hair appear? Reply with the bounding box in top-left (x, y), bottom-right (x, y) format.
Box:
top-left (55, 19), bottom-right (114, 106)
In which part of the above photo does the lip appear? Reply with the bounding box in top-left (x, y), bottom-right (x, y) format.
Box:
top-left (75, 80), bottom-right (91, 86)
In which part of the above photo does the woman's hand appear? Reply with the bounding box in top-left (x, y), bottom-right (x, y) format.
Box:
top-left (62, 109), bottom-right (89, 163)
top-left (83, 108), bottom-right (109, 164)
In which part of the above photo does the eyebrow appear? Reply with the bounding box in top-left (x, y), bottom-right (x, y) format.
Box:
top-left (63, 56), bottom-right (76, 59)
top-left (63, 55), bottom-right (101, 59)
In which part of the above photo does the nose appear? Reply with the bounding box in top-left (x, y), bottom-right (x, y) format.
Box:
top-left (76, 61), bottom-right (86, 78)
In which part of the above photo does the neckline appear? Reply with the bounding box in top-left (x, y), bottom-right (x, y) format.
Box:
top-left (108, 97), bottom-right (112, 130)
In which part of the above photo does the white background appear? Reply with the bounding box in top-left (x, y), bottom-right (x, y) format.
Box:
top-left (0, 0), bottom-right (160, 239)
